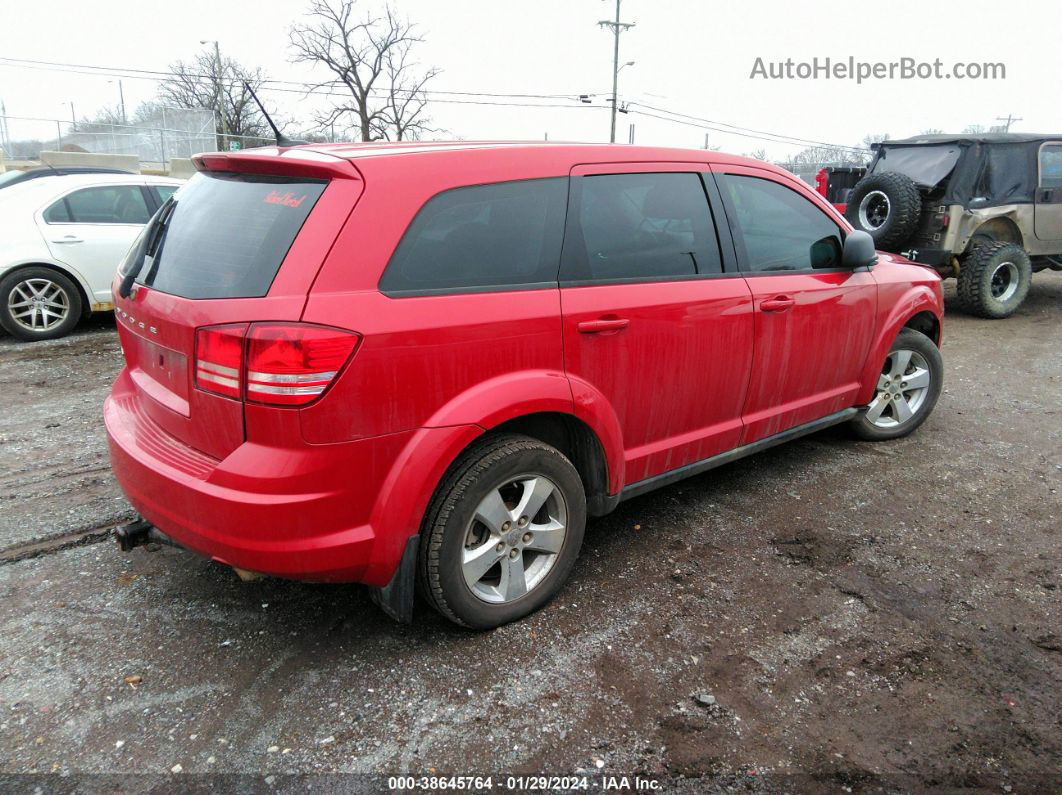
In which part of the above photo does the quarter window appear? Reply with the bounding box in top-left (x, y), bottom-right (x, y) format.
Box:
top-left (721, 175), bottom-right (844, 271)
top-left (1040, 144), bottom-right (1062, 188)
top-left (380, 178), bottom-right (568, 295)
top-left (563, 172), bottom-right (722, 282)
top-left (44, 186), bottom-right (151, 225)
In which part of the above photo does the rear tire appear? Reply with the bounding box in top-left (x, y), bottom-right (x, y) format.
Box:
top-left (0, 267), bottom-right (83, 342)
top-left (850, 328), bottom-right (942, 441)
top-left (845, 172), bottom-right (922, 250)
top-left (419, 434), bottom-right (586, 630)
top-left (957, 242), bottom-right (1032, 318)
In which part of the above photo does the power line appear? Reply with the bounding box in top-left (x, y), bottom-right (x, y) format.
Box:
top-left (627, 107), bottom-right (867, 152)
top-left (626, 101), bottom-right (867, 152)
top-left (0, 56), bottom-right (588, 101)
top-left (0, 55), bottom-right (866, 151)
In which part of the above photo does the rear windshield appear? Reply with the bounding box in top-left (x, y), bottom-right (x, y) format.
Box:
top-left (136, 172), bottom-right (326, 299)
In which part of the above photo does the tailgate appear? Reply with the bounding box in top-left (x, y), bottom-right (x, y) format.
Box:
top-left (113, 155), bottom-right (362, 460)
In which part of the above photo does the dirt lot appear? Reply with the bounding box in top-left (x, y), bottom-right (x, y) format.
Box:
top-left (0, 276), bottom-right (1059, 792)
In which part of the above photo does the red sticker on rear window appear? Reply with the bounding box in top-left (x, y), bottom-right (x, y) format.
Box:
top-left (264, 190), bottom-right (309, 208)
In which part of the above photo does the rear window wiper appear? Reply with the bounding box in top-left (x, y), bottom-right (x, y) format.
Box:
top-left (118, 199), bottom-right (176, 298)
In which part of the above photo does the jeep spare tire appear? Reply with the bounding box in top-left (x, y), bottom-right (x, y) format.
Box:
top-left (845, 172), bottom-right (922, 250)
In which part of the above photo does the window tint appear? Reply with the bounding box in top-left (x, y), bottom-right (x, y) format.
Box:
top-left (721, 175), bottom-right (843, 271)
top-left (43, 198), bottom-right (72, 223)
top-left (1040, 144), bottom-right (1062, 188)
top-left (138, 172), bottom-right (326, 300)
top-left (55, 186), bottom-right (152, 224)
top-left (380, 178), bottom-right (567, 295)
top-left (155, 184), bottom-right (180, 203)
top-left (563, 172), bottom-right (721, 282)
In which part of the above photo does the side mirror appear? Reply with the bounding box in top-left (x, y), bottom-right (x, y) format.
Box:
top-left (842, 230), bottom-right (878, 269)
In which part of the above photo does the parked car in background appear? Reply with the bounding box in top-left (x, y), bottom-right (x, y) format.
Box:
top-left (107, 142), bottom-right (944, 629)
top-left (842, 134), bottom-right (1062, 318)
top-left (0, 172), bottom-right (182, 340)
top-left (0, 165), bottom-right (136, 191)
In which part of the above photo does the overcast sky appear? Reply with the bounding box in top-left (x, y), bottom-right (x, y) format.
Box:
top-left (1, 0), bottom-right (1055, 160)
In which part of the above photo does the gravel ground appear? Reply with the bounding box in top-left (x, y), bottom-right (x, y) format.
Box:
top-left (0, 275), bottom-right (1059, 792)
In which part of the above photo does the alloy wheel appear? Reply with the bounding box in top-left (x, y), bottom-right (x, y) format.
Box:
top-left (7, 278), bottom-right (70, 332)
top-left (462, 474), bottom-right (568, 604)
top-left (865, 349), bottom-right (932, 428)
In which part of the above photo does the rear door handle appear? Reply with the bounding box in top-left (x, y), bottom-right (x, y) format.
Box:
top-left (760, 296), bottom-right (795, 312)
top-left (577, 318), bottom-right (630, 334)
top-left (51, 235), bottom-right (83, 244)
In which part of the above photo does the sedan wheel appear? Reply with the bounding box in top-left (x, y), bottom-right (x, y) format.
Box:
top-left (0, 267), bottom-right (83, 342)
top-left (8, 277), bottom-right (71, 333)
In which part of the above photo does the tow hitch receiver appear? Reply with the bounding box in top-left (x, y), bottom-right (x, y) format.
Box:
top-left (115, 518), bottom-right (153, 552)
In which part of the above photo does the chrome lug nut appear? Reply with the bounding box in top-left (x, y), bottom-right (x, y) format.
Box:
top-left (508, 548), bottom-right (519, 559)
top-left (522, 532), bottom-right (532, 543)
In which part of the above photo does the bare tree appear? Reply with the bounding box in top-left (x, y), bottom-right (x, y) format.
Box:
top-left (962, 124), bottom-right (987, 134)
top-left (290, 0), bottom-right (439, 142)
top-left (159, 49), bottom-right (273, 148)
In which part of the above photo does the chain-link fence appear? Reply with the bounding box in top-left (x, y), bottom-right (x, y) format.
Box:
top-left (0, 108), bottom-right (271, 170)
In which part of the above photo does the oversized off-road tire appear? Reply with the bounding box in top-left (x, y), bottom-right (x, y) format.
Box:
top-left (0, 266), bottom-right (83, 342)
top-left (845, 172), bottom-right (922, 250)
top-left (419, 434), bottom-right (587, 629)
top-left (850, 328), bottom-right (943, 441)
top-left (956, 242), bottom-right (1032, 319)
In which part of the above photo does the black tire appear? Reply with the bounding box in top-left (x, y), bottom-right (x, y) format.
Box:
top-left (419, 434), bottom-right (587, 629)
top-left (0, 266), bottom-right (83, 341)
top-left (956, 242), bottom-right (1032, 319)
top-left (845, 172), bottom-right (922, 250)
top-left (850, 328), bottom-right (943, 441)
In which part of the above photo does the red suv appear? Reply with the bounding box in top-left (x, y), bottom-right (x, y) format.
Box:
top-left (105, 142), bottom-right (944, 629)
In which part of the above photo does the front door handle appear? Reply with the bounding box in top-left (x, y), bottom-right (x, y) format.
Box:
top-left (760, 295), bottom-right (795, 312)
top-left (578, 317), bottom-right (630, 334)
top-left (51, 235), bottom-right (83, 244)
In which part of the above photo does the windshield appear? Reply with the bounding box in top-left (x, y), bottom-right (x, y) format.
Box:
top-left (131, 172), bottom-right (327, 299)
top-left (872, 145), bottom-right (962, 189)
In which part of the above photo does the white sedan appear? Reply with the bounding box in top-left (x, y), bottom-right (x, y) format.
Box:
top-left (0, 172), bottom-right (182, 341)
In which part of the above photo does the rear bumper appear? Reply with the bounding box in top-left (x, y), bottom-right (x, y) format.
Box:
top-left (104, 369), bottom-right (423, 584)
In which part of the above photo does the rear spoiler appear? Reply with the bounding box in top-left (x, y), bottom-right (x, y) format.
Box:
top-left (192, 148), bottom-right (361, 181)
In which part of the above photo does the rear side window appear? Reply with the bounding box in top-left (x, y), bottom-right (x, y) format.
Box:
top-left (720, 175), bottom-right (843, 271)
top-left (155, 184), bottom-right (180, 203)
top-left (44, 186), bottom-right (151, 225)
top-left (140, 173), bottom-right (326, 300)
top-left (379, 178), bottom-right (568, 295)
top-left (562, 172), bottom-right (722, 283)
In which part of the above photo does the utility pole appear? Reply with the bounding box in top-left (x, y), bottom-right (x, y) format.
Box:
top-left (598, 0), bottom-right (634, 144)
top-left (117, 80), bottom-right (126, 125)
top-left (201, 39), bottom-right (229, 149)
top-left (995, 114), bottom-right (1022, 132)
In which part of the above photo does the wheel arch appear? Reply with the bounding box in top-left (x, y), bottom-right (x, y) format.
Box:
top-left (856, 290), bottom-right (943, 405)
top-left (963, 216), bottom-right (1024, 253)
top-left (1, 260), bottom-right (94, 319)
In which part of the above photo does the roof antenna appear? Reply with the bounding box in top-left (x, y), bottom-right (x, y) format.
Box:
top-left (244, 81), bottom-right (306, 148)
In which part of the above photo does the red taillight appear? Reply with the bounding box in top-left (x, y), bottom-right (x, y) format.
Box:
top-left (194, 323), bottom-right (360, 406)
top-left (195, 324), bottom-right (246, 400)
